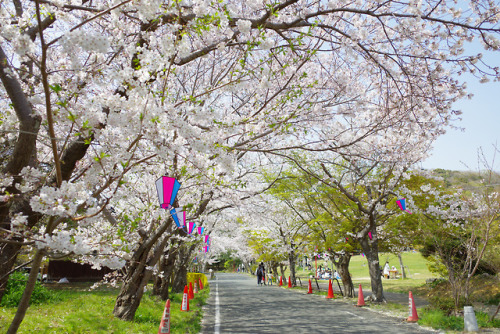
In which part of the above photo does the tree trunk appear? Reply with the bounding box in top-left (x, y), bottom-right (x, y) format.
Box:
top-left (289, 249), bottom-right (297, 286)
top-left (153, 250), bottom-right (177, 300)
top-left (113, 264), bottom-right (153, 321)
top-left (360, 235), bottom-right (385, 302)
top-left (279, 263), bottom-right (287, 281)
top-left (397, 253), bottom-right (407, 279)
top-left (334, 253), bottom-right (354, 298)
top-left (113, 231), bottom-right (170, 320)
top-left (7, 249), bottom-right (44, 334)
top-left (171, 243), bottom-right (198, 293)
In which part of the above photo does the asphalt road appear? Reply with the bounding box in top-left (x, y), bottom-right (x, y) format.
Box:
top-left (201, 273), bottom-right (435, 334)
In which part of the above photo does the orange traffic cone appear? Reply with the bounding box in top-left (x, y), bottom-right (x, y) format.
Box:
top-left (188, 282), bottom-right (194, 300)
top-left (199, 278), bottom-right (204, 290)
top-left (194, 280), bottom-right (199, 294)
top-left (288, 276), bottom-right (292, 288)
top-left (158, 299), bottom-right (171, 334)
top-left (279, 276), bottom-right (283, 286)
top-left (326, 279), bottom-right (335, 299)
top-left (356, 284), bottom-right (366, 307)
top-left (307, 279), bottom-right (313, 294)
top-left (407, 291), bottom-right (419, 322)
top-left (181, 286), bottom-right (189, 311)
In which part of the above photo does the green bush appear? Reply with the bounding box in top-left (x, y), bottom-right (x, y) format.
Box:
top-left (0, 271), bottom-right (55, 307)
top-left (419, 308), bottom-right (463, 331)
top-left (428, 295), bottom-right (465, 315)
top-left (476, 311), bottom-right (500, 328)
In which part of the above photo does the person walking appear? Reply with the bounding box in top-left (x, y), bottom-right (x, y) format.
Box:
top-left (256, 262), bottom-right (264, 285)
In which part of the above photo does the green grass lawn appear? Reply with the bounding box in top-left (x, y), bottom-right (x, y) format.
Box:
top-left (283, 251), bottom-right (437, 293)
top-left (0, 283), bottom-right (209, 333)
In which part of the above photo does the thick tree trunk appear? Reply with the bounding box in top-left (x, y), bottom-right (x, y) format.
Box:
top-left (113, 230), bottom-right (170, 320)
top-left (171, 247), bottom-right (189, 293)
top-left (360, 234), bottom-right (385, 302)
top-left (334, 253), bottom-right (354, 298)
top-left (152, 250), bottom-right (177, 300)
top-left (279, 263), bottom-right (287, 281)
top-left (113, 261), bottom-right (153, 321)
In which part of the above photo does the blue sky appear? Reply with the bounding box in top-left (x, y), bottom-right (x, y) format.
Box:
top-left (421, 47), bottom-right (500, 172)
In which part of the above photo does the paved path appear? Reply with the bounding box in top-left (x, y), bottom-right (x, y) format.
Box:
top-left (201, 273), bottom-right (435, 333)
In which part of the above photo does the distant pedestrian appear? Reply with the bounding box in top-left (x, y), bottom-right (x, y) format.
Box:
top-left (256, 262), bottom-right (265, 285)
top-left (383, 261), bottom-right (390, 279)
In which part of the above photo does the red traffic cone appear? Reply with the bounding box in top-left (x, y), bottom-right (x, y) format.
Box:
top-left (279, 276), bottom-right (283, 286)
top-left (326, 279), bottom-right (335, 299)
top-left (407, 291), bottom-right (419, 322)
top-left (307, 279), bottom-right (313, 294)
top-left (188, 282), bottom-right (194, 300)
top-left (181, 286), bottom-right (189, 311)
top-left (288, 276), bottom-right (292, 288)
top-left (194, 280), bottom-right (199, 294)
top-left (356, 284), bottom-right (366, 307)
top-left (158, 299), bottom-right (171, 334)
top-left (199, 278), bottom-right (204, 290)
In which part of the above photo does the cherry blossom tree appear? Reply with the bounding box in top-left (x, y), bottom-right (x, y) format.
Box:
top-left (1, 0), bottom-right (500, 330)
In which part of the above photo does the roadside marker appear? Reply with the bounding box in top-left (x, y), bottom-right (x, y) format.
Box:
top-left (158, 299), bottom-right (171, 334)
top-left (307, 279), bottom-right (313, 294)
top-left (181, 285), bottom-right (189, 311)
top-left (407, 291), bottom-right (418, 322)
top-left (356, 284), bottom-right (366, 307)
top-left (326, 279), bottom-right (335, 299)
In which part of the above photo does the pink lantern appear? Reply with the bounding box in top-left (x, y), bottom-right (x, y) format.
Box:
top-left (156, 177), bottom-right (181, 210)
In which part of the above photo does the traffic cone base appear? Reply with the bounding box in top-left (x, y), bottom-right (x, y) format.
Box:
top-left (326, 279), bottom-right (335, 299)
top-left (407, 291), bottom-right (418, 322)
top-left (307, 279), bottom-right (313, 294)
top-left (356, 284), bottom-right (366, 307)
top-left (158, 299), bottom-right (171, 334)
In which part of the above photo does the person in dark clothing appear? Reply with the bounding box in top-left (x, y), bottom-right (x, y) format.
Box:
top-left (257, 262), bottom-right (264, 285)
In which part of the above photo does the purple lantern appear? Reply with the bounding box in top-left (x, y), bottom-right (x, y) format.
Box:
top-left (156, 176), bottom-right (181, 210)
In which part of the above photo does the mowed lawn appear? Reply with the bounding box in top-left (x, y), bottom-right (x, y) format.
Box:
top-left (290, 251), bottom-right (437, 293)
top-left (0, 284), bottom-right (208, 334)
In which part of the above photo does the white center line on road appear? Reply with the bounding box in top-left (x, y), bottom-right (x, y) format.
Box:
top-left (214, 278), bottom-right (220, 334)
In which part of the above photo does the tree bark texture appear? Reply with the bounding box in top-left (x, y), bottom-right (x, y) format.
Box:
top-left (397, 253), bottom-right (407, 279)
top-left (359, 234), bottom-right (385, 302)
top-left (289, 249), bottom-right (297, 286)
top-left (333, 253), bottom-right (354, 298)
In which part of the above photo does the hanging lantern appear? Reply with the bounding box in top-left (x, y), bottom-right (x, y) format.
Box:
top-left (204, 235), bottom-right (209, 244)
top-left (396, 198), bottom-right (412, 214)
top-left (156, 176), bottom-right (181, 210)
top-left (169, 208), bottom-right (186, 228)
top-left (188, 222), bottom-right (196, 234)
top-left (197, 226), bottom-right (204, 235)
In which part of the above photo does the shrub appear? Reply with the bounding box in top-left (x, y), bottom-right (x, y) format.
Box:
top-left (0, 271), bottom-right (55, 307)
top-left (419, 308), bottom-right (463, 331)
top-left (428, 295), bottom-right (465, 315)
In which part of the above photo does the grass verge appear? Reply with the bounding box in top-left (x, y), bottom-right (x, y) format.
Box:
top-left (0, 283), bottom-right (209, 333)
